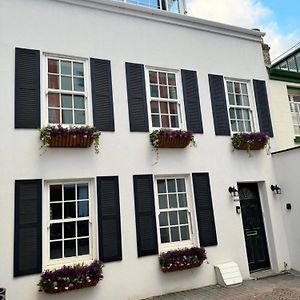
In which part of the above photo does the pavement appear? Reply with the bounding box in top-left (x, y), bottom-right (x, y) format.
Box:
top-left (146, 270), bottom-right (300, 300)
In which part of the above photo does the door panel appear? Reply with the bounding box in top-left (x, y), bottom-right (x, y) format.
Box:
top-left (238, 183), bottom-right (270, 272)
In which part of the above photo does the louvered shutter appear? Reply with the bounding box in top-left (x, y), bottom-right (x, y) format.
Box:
top-left (126, 63), bottom-right (149, 132)
top-left (90, 58), bottom-right (115, 131)
top-left (14, 179), bottom-right (42, 277)
top-left (253, 80), bottom-right (274, 137)
top-left (192, 173), bottom-right (218, 247)
top-left (181, 69), bottom-right (203, 133)
top-left (15, 48), bottom-right (40, 128)
top-left (133, 175), bottom-right (158, 257)
top-left (208, 74), bottom-right (230, 136)
top-left (97, 176), bottom-right (122, 262)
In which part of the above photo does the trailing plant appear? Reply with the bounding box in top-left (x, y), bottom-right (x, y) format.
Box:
top-left (38, 260), bottom-right (103, 294)
top-left (231, 132), bottom-right (270, 155)
top-left (40, 125), bottom-right (101, 153)
top-left (159, 247), bottom-right (206, 273)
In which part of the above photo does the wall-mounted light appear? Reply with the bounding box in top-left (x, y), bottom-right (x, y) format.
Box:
top-left (270, 184), bottom-right (281, 194)
top-left (228, 186), bottom-right (238, 198)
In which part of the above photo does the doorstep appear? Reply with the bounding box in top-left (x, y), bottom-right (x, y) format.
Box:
top-left (250, 269), bottom-right (284, 280)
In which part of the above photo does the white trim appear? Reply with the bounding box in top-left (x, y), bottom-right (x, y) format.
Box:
top-left (52, 0), bottom-right (264, 42)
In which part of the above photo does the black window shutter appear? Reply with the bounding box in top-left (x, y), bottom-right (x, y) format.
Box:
top-left (97, 176), bottom-right (122, 262)
top-left (126, 63), bottom-right (149, 132)
top-left (192, 173), bottom-right (218, 247)
top-left (181, 69), bottom-right (203, 133)
top-left (253, 80), bottom-right (274, 137)
top-left (90, 58), bottom-right (115, 131)
top-left (15, 48), bottom-right (40, 129)
top-left (133, 175), bottom-right (158, 257)
top-left (208, 74), bottom-right (230, 136)
top-left (14, 179), bottom-right (42, 277)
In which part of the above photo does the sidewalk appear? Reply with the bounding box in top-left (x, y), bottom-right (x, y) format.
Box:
top-left (146, 271), bottom-right (300, 300)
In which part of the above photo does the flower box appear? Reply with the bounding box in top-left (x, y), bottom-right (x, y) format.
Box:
top-left (40, 125), bottom-right (101, 153)
top-left (235, 140), bottom-right (267, 150)
top-left (231, 132), bottom-right (269, 153)
top-left (150, 129), bottom-right (195, 149)
top-left (38, 260), bottom-right (103, 294)
top-left (159, 247), bottom-right (206, 273)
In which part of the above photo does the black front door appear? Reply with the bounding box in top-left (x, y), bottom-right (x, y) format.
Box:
top-left (238, 183), bottom-right (270, 272)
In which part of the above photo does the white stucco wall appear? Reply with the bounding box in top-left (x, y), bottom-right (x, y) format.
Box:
top-left (0, 0), bottom-right (291, 299)
top-left (272, 148), bottom-right (300, 271)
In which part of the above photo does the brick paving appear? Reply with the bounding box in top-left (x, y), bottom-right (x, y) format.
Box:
top-left (146, 271), bottom-right (300, 300)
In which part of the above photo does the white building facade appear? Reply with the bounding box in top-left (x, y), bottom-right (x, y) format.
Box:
top-left (0, 0), bottom-right (292, 299)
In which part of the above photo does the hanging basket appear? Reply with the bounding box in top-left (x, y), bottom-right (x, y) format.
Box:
top-left (234, 140), bottom-right (267, 150)
top-left (156, 136), bottom-right (191, 148)
top-left (48, 134), bottom-right (94, 148)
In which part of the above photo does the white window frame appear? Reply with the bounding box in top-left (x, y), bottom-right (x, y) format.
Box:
top-left (224, 78), bottom-right (259, 134)
top-left (288, 88), bottom-right (300, 136)
top-left (153, 174), bottom-right (198, 252)
top-left (42, 53), bottom-right (93, 127)
top-left (145, 66), bottom-right (187, 131)
top-left (43, 178), bottom-right (98, 269)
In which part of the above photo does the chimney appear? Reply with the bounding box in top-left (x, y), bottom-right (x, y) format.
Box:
top-left (252, 28), bottom-right (271, 67)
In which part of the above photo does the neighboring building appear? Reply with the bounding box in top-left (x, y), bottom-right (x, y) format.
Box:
top-left (267, 42), bottom-right (300, 273)
top-left (0, 0), bottom-right (293, 299)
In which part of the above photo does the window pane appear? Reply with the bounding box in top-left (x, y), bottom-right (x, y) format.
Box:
top-left (169, 102), bottom-right (177, 114)
top-left (74, 77), bottom-right (84, 92)
top-left (159, 195), bottom-right (168, 209)
top-left (169, 211), bottom-right (178, 225)
top-left (151, 115), bottom-right (160, 127)
top-left (234, 82), bottom-right (240, 93)
top-left (150, 85), bottom-right (159, 97)
top-left (50, 203), bottom-right (62, 220)
top-left (48, 109), bottom-right (60, 123)
top-left (77, 183), bottom-right (88, 199)
top-left (160, 228), bottom-right (170, 243)
top-left (179, 210), bottom-right (188, 224)
top-left (74, 95), bottom-right (85, 109)
top-left (61, 76), bottom-right (72, 90)
top-left (48, 75), bottom-right (59, 89)
top-left (178, 194), bottom-right (187, 207)
top-left (160, 102), bottom-right (168, 114)
top-left (180, 226), bottom-right (190, 240)
top-left (238, 121), bottom-right (245, 132)
top-left (157, 179), bottom-right (166, 193)
top-left (159, 72), bottom-right (167, 84)
top-left (61, 94), bottom-right (72, 108)
top-left (226, 81), bottom-right (233, 93)
top-left (64, 240), bottom-right (76, 257)
top-left (231, 120), bottom-right (238, 132)
top-left (159, 212), bottom-right (168, 226)
top-left (170, 116), bottom-right (179, 128)
top-left (50, 185), bottom-right (62, 202)
top-left (64, 202), bottom-right (76, 219)
top-left (242, 109), bottom-right (250, 120)
top-left (167, 73), bottom-right (176, 85)
top-left (50, 241), bottom-right (62, 259)
top-left (48, 59), bottom-right (59, 73)
top-left (245, 121), bottom-right (251, 132)
top-left (50, 223), bottom-right (62, 240)
top-left (150, 101), bottom-right (159, 113)
top-left (167, 179), bottom-right (176, 192)
top-left (78, 238), bottom-right (89, 255)
top-left (62, 110), bottom-right (73, 124)
top-left (61, 61), bottom-right (72, 75)
top-left (48, 93), bottom-right (60, 107)
top-left (169, 194), bottom-right (177, 208)
top-left (176, 179), bottom-right (186, 192)
top-left (64, 184), bottom-right (75, 200)
top-left (78, 201), bottom-right (89, 217)
top-left (73, 62), bottom-right (84, 76)
top-left (77, 220), bottom-right (89, 237)
top-left (169, 87), bottom-right (177, 99)
top-left (161, 115), bottom-right (170, 127)
top-left (241, 83), bottom-right (248, 95)
top-left (74, 111), bottom-right (86, 124)
top-left (64, 222), bottom-right (76, 238)
top-left (228, 93), bottom-right (235, 105)
top-left (236, 109), bottom-right (242, 119)
top-left (229, 108), bottom-right (235, 119)
top-left (236, 95), bottom-right (242, 105)
top-left (170, 227), bottom-right (180, 242)
top-left (243, 95), bottom-right (249, 106)
top-left (159, 86), bottom-right (168, 98)
top-left (149, 71), bottom-right (157, 84)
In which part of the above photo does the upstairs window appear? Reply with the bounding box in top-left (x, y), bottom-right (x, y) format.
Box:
top-left (288, 89), bottom-right (300, 136)
top-left (225, 80), bottom-right (254, 133)
top-left (46, 56), bottom-right (88, 125)
top-left (146, 68), bottom-right (184, 130)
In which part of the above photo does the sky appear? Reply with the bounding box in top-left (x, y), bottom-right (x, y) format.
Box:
top-left (187, 0), bottom-right (300, 61)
